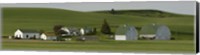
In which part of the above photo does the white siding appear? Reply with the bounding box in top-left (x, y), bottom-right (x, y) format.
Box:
top-left (139, 34), bottom-right (156, 38)
top-left (23, 33), bottom-right (40, 39)
top-left (115, 35), bottom-right (126, 40)
top-left (40, 33), bottom-right (47, 40)
top-left (80, 28), bottom-right (84, 35)
top-left (40, 33), bottom-right (57, 40)
top-left (46, 37), bottom-right (57, 40)
top-left (14, 29), bottom-right (23, 38)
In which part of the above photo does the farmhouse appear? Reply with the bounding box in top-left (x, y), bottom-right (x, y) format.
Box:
top-left (115, 25), bottom-right (138, 40)
top-left (80, 27), bottom-right (96, 35)
top-left (14, 29), bottom-right (40, 39)
top-left (139, 24), bottom-right (171, 40)
top-left (40, 32), bottom-right (57, 40)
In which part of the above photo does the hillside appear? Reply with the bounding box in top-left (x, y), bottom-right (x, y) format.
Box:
top-left (2, 7), bottom-right (194, 40)
top-left (92, 9), bottom-right (193, 17)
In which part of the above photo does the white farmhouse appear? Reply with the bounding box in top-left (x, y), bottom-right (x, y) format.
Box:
top-left (14, 29), bottom-right (40, 39)
top-left (40, 32), bottom-right (57, 40)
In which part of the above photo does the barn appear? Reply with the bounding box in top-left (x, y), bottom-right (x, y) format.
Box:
top-left (40, 32), bottom-right (57, 40)
top-left (14, 29), bottom-right (40, 39)
top-left (115, 25), bottom-right (138, 40)
top-left (139, 24), bottom-right (171, 40)
top-left (60, 27), bottom-right (81, 36)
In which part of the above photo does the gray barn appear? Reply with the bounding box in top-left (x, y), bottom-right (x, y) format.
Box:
top-left (115, 25), bottom-right (138, 40)
top-left (139, 24), bottom-right (171, 40)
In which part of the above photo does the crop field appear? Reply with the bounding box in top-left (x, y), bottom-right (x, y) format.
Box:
top-left (1, 7), bottom-right (195, 52)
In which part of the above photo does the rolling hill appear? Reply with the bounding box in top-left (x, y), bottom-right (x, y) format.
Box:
top-left (2, 7), bottom-right (194, 40)
top-left (92, 9), bottom-right (193, 17)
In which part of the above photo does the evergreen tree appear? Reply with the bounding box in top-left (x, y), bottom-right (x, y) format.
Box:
top-left (101, 19), bottom-right (112, 34)
top-left (53, 25), bottom-right (64, 41)
top-left (110, 8), bottom-right (115, 14)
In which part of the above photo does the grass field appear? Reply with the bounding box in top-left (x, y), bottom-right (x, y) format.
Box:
top-left (2, 39), bottom-right (195, 53)
top-left (1, 7), bottom-right (195, 52)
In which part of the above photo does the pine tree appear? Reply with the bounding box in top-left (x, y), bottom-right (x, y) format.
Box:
top-left (110, 8), bottom-right (115, 14)
top-left (53, 25), bottom-right (64, 41)
top-left (53, 25), bottom-right (63, 36)
top-left (101, 19), bottom-right (112, 34)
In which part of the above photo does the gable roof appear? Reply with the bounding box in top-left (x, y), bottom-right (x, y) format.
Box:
top-left (43, 32), bottom-right (56, 36)
top-left (62, 27), bottom-right (80, 32)
top-left (18, 29), bottom-right (39, 33)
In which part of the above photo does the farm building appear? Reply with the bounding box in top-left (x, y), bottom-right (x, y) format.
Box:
top-left (60, 27), bottom-right (81, 36)
top-left (14, 29), bottom-right (40, 39)
top-left (40, 32), bottom-right (57, 40)
top-left (139, 24), bottom-right (171, 40)
top-left (115, 25), bottom-right (138, 40)
top-left (80, 27), bottom-right (96, 35)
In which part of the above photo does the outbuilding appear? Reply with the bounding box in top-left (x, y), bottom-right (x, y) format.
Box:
top-left (80, 27), bottom-right (96, 35)
top-left (40, 32), bottom-right (57, 40)
top-left (139, 24), bottom-right (171, 40)
top-left (115, 25), bottom-right (138, 40)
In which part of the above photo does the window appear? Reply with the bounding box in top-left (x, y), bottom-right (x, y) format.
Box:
top-left (33, 35), bottom-right (36, 39)
top-left (26, 35), bottom-right (29, 38)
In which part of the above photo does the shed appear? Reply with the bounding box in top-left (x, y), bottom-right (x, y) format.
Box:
top-left (139, 24), bottom-right (171, 40)
top-left (40, 32), bottom-right (57, 40)
top-left (115, 25), bottom-right (138, 40)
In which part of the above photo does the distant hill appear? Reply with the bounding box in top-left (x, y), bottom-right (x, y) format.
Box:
top-left (2, 7), bottom-right (194, 40)
top-left (92, 9), bottom-right (192, 17)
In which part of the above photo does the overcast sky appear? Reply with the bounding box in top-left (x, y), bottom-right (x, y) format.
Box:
top-left (1, 1), bottom-right (196, 15)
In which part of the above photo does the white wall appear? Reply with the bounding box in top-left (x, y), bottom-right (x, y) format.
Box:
top-left (139, 34), bottom-right (156, 38)
top-left (115, 35), bottom-right (126, 40)
top-left (46, 36), bottom-right (57, 40)
top-left (23, 33), bottom-right (40, 39)
top-left (40, 33), bottom-right (47, 40)
top-left (40, 33), bottom-right (57, 40)
top-left (80, 28), bottom-right (84, 35)
top-left (14, 29), bottom-right (23, 38)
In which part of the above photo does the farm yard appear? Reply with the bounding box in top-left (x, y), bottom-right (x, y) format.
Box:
top-left (1, 7), bottom-right (195, 53)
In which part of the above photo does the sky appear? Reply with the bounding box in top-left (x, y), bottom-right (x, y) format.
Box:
top-left (1, 1), bottom-right (196, 15)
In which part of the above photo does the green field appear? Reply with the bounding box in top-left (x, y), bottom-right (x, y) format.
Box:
top-left (2, 39), bottom-right (195, 53)
top-left (2, 7), bottom-right (195, 52)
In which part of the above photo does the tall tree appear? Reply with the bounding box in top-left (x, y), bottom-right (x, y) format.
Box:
top-left (39, 30), bottom-right (44, 35)
top-left (110, 8), bottom-right (115, 14)
top-left (53, 25), bottom-right (64, 41)
top-left (101, 19), bottom-right (112, 34)
top-left (53, 25), bottom-right (63, 35)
